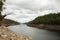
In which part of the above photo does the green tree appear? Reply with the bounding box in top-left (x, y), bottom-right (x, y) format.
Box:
top-left (0, 0), bottom-right (6, 26)
top-left (28, 12), bottom-right (60, 25)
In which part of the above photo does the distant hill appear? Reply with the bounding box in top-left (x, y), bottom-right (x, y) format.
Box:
top-left (5, 19), bottom-right (20, 26)
top-left (28, 12), bottom-right (60, 25)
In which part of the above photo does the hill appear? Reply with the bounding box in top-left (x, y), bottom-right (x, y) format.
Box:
top-left (27, 12), bottom-right (60, 31)
top-left (28, 12), bottom-right (60, 25)
top-left (5, 19), bottom-right (20, 26)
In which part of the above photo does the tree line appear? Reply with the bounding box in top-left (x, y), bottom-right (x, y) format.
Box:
top-left (28, 12), bottom-right (60, 25)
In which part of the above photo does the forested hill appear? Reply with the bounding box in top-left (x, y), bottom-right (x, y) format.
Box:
top-left (5, 19), bottom-right (20, 26)
top-left (28, 12), bottom-right (60, 25)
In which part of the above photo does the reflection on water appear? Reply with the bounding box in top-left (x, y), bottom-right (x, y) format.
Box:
top-left (8, 24), bottom-right (60, 40)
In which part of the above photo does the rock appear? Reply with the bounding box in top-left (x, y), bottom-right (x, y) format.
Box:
top-left (1, 34), bottom-right (7, 38)
top-left (0, 26), bottom-right (32, 40)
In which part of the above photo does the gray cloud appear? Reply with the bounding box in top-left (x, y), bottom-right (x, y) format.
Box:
top-left (4, 0), bottom-right (60, 23)
top-left (5, 0), bottom-right (60, 12)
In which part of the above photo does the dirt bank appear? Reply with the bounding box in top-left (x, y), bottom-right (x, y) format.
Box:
top-left (27, 24), bottom-right (60, 31)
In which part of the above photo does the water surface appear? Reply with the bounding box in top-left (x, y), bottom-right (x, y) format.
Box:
top-left (8, 24), bottom-right (60, 40)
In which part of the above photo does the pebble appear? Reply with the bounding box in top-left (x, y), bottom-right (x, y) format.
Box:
top-left (1, 34), bottom-right (7, 38)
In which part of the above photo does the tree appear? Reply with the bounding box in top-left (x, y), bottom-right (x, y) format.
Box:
top-left (28, 12), bottom-right (60, 25)
top-left (0, 0), bottom-right (6, 26)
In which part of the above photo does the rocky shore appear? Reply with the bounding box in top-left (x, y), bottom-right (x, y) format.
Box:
top-left (0, 26), bottom-right (31, 40)
top-left (27, 24), bottom-right (60, 31)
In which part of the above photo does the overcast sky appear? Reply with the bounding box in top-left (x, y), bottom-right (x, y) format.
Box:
top-left (3, 0), bottom-right (60, 23)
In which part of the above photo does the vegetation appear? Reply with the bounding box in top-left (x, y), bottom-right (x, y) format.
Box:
top-left (0, 0), bottom-right (6, 26)
top-left (5, 19), bottom-right (20, 26)
top-left (0, 0), bottom-right (20, 26)
top-left (28, 12), bottom-right (60, 25)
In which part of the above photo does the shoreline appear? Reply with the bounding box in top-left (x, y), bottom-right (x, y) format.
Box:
top-left (0, 26), bottom-right (32, 40)
top-left (27, 24), bottom-right (60, 31)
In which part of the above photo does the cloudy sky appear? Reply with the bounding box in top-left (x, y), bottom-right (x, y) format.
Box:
top-left (3, 0), bottom-right (60, 23)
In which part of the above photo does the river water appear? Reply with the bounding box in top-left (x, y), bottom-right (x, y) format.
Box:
top-left (8, 24), bottom-right (60, 40)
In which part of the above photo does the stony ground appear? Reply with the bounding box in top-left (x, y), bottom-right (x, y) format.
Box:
top-left (0, 26), bottom-right (31, 40)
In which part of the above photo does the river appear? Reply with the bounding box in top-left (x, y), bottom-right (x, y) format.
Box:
top-left (8, 24), bottom-right (60, 40)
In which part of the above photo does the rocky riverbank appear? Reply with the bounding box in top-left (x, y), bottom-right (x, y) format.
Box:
top-left (0, 26), bottom-right (31, 40)
top-left (27, 24), bottom-right (60, 31)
